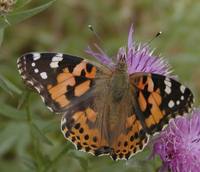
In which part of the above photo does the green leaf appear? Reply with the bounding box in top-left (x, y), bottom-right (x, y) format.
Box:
top-left (0, 28), bottom-right (4, 46)
top-left (31, 123), bottom-right (53, 146)
top-left (42, 119), bottom-right (59, 134)
top-left (0, 75), bottom-right (22, 95)
top-left (21, 155), bottom-right (37, 171)
top-left (0, 0), bottom-right (56, 29)
top-left (67, 151), bottom-right (89, 172)
top-left (15, 0), bottom-right (32, 9)
top-left (0, 129), bottom-right (19, 155)
top-left (0, 122), bottom-right (29, 155)
top-left (0, 102), bottom-right (27, 120)
top-left (17, 91), bottom-right (30, 109)
top-left (75, 156), bottom-right (89, 172)
top-left (42, 144), bottom-right (70, 172)
top-left (0, 76), bottom-right (13, 96)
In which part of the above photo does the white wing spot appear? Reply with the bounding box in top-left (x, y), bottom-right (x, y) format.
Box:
top-left (165, 86), bottom-right (171, 94)
top-left (35, 86), bottom-right (41, 93)
top-left (31, 62), bottom-right (36, 67)
top-left (47, 106), bottom-right (53, 112)
top-left (164, 79), bottom-right (172, 87)
top-left (165, 77), bottom-right (170, 82)
top-left (52, 54), bottom-right (63, 61)
top-left (50, 61), bottom-right (59, 68)
top-left (27, 80), bottom-right (33, 85)
top-left (180, 85), bottom-right (186, 93)
top-left (61, 117), bottom-right (66, 125)
top-left (17, 63), bottom-right (21, 68)
top-left (176, 100), bottom-right (180, 105)
top-left (181, 96), bottom-right (184, 100)
top-left (40, 95), bottom-right (45, 102)
top-left (40, 72), bottom-right (48, 79)
top-left (34, 68), bottom-right (39, 73)
top-left (168, 100), bottom-right (175, 108)
top-left (50, 54), bottom-right (63, 68)
top-left (33, 53), bottom-right (41, 61)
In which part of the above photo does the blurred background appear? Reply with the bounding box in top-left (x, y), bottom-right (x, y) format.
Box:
top-left (0, 0), bottom-right (200, 171)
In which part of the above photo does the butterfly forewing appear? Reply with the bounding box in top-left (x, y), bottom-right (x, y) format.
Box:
top-left (17, 53), bottom-right (97, 113)
top-left (130, 73), bottom-right (194, 135)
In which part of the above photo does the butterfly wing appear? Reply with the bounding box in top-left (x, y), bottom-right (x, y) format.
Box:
top-left (110, 113), bottom-right (149, 160)
top-left (130, 73), bottom-right (194, 135)
top-left (60, 73), bottom-right (149, 160)
top-left (109, 73), bottom-right (194, 160)
top-left (18, 53), bottom-right (194, 160)
top-left (17, 53), bottom-right (101, 113)
top-left (61, 103), bottom-right (149, 160)
top-left (18, 52), bottom-right (114, 156)
top-left (61, 97), bottom-right (111, 156)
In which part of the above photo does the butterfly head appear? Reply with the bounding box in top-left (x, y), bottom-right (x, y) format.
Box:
top-left (116, 54), bottom-right (127, 72)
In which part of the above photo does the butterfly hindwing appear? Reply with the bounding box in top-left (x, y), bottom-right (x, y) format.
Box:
top-left (110, 113), bottom-right (149, 160)
top-left (61, 97), bottom-right (111, 156)
top-left (130, 73), bottom-right (194, 135)
top-left (17, 53), bottom-right (97, 113)
top-left (61, 98), bottom-right (149, 160)
top-left (60, 81), bottom-right (150, 160)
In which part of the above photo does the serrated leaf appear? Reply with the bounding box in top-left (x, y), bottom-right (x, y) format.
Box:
top-left (31, 123), bottom-right (53, 146)
top-left (0, 102), bottom-right (27, 120)
top-left (0, 0), bottom-right (56, 29)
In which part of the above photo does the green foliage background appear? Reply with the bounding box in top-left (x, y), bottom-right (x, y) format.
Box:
top-left (0, 0), bottom-right (200, 171)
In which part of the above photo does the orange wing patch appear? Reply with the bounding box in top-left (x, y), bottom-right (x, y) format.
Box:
top-left (47, 68), bottom-right (76, 107)
top-left (47, 63), bottom-right (96, 109)
top-left (85, 107), bottom-right (96, 123)
top-left (74, 80), bottom-right (91, 97)
top-left (138, 91), bottom-right (147, 112)
top-left (148, 92), bottom-right (163, 123)
top-left (135, 74), bottom-right (153, 91)
top-left (136, 76), bottom-right (164, 128)
top-left (55, 95), bottom-right (70, 108)
top-left (72, 60), bottom-right (96, 79)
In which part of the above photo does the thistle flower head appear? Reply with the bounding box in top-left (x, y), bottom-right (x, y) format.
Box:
top-left (86, 24), bottom-right (173, 77)
top-left (0, 0), bottom-right (16, 15)
top-left (153, 110), bottom-right (200, 172)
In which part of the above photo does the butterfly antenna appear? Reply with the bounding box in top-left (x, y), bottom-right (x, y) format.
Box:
top-left (142, 31), bottom-right (162, 49)
top-left (88, 24), bottom-right (104, 45)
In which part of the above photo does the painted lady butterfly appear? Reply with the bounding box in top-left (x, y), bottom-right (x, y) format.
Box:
top-left (17, 52), bottom-right (194, 160)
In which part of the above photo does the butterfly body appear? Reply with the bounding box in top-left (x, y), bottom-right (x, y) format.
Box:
top-left (17, 52), bottom-right (194, 160)
top-left (110, 59), bottom-right (129, 103)
top-left (93, 55), bottom-right (134, 144)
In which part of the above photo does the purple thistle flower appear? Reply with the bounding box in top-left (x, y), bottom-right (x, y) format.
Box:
top-left (86, 24), bottom-right (173, 77)
top-left (153, 110), bottom-right (200, 172)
